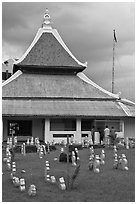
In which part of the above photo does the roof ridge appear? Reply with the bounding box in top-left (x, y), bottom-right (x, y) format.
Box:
top-left (118, 101), bottom-right (132, 116)
top-left (14, 28), bottom-right (43, 65)
top-left (120, 98), bottom-right (135, 106)
top-left (77, 72), bottom-right (119, 99)
top-left (52, 29), bottom-right (87, 67)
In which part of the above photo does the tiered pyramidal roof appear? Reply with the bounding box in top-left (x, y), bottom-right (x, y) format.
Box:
top-left (13, 9), bottom-right (87, 74)
top-left (2, 9), bottom-right (135, 118)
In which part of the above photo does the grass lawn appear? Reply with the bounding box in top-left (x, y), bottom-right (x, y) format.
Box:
top-left (2, 146), bottom-right (135, 202)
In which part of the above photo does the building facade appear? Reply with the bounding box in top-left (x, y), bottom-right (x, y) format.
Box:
top-left (2, 59), bottom-right (15, 81)
top-left (2, 10), bottom-right (135, 143)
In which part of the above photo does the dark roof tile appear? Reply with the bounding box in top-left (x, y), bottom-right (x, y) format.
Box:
top-left (2, 99), bottom-right (127, 117)
top-left (17, 33), bottom-right (82, 68)
top-left (2, 73), bottom-right (113, 99)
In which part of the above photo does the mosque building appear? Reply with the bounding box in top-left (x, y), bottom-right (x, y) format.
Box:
top-left (2, 10), bottom-right (135, 143)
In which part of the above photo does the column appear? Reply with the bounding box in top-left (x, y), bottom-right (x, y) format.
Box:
top-left (120, 120), bottom-right (125, 140)
top-left (2, 119), bottom-right (3, 142)
top-left (76, 118), bottom-right (81, 143)
top-left (44, 119), bottom-right (51, 143)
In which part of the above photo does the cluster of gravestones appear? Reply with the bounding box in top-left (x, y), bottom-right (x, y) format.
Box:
top-left (113, 145), bottom-right (129, 170)
top-left (10, 160), bottom-right (37, 196)
top-left (59, 136), bottom-right (93, 148)
top-left (3, 138), bottom-right (43, 196)
top-left (88, 147), bottom-right (105, 173)
top-left (59, 147), bottom-right (80, 165)
top-left (7, 136), bottom-right (43, 155)
top-left (88, 145), bottom-right (129, 173)
top-left (3, 142), bottom-right (37, 196)
top-left (58, 147), bottom-right (81, 189)
top-left (22, 137), bottom-right (50, 158)
top-left (27, 137), bottom-right (34, 145)
top-left (3, 137), bottom-right (129, 197)
top-left (3, 138), bottom-right (71, 196)
top-left (7, 137), bottom-right (17, 148)
top-left (17, 137), bottom-right (50, 157)
top-left (44, 160), bottom-right (67, 190)
top-left (27, 137), bottom-right (50, 154)
top-left (82, 136), bottom-right (94, 148)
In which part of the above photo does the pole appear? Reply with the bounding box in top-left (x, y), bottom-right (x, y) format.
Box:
top-left (66, 135), bottom-right (70, 190)
top-left (112, 30), bottom-right (115, 93)
top-left (11, 129), bottom-right (15, 162)
top-left (12, 129), bottom-right (14, 150)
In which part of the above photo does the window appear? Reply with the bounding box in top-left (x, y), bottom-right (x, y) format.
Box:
top-left (81, 134), bottom-right (89, 138)
top-left (95, 120), bottom-right (120, 132)
top-left (8, 120), bottom-right (32, 136)
top-left (105, 121), bottom-right (120, 132)
top-left (50, 119), bottom-right (76, 131)
top-left (81, 119), bottom-right (93, 131)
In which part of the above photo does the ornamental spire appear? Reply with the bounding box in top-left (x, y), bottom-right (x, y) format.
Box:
top-left (42, 8), bottom-right (52, 29)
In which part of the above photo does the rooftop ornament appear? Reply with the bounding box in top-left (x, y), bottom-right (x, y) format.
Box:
top-left (42, 8), bottom-right (52, 29)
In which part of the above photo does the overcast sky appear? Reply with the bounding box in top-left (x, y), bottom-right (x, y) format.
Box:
top-left (2, 2), bottom-right (135, 101)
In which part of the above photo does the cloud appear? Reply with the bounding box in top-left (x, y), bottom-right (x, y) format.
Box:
top-left (85, 53), bottom-right (135, 101)
top-left (2, 41), bottom-right (23, 61)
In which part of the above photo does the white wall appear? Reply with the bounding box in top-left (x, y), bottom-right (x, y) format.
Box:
top-left (49, 131), bottom-right (76, 143)
top-left (44, 119), bottom-right (50, 143)
top-left (75, 119), bottom-right (81, 142)
top-left (124, 118), bottom-right (135, 139)
top-left (3, 117), bottom-right (135, 143)
top-left (44, 118), bottom-right (82, 143)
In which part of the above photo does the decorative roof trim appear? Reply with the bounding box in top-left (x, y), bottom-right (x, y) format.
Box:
top-left (2, 58), bottom-right (16, 64)
top-left (42, 8), bottom-right (52, 30)
top-left (52, 29), bottom-right (87, 67)
top-left (14, 27), bottom-right (87, 68)
top-left (2, 70), bottom-right (22, 87)
top-left (118, 102), bottom-right (132, 116)
top-left (77, 72), bottom-right (119, 99)
top-left (120, 98), bottom-right (135, 106)
top-left (14, 28), bottom-right (43, 65)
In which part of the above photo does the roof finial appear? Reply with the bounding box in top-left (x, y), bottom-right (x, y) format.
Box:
top-left (42, 8), bottom-right (52, 29)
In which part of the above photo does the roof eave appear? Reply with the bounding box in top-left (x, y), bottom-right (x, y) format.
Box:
top-left (2, 114), bottom-right (131, 118)
top-left (13, 64), bottom-right (86, 74)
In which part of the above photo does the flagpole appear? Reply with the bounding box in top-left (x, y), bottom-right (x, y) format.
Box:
top-left (112, 29), bottom-right (116, 93)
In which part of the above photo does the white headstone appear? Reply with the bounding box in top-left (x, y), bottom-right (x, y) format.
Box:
top-left (59, 177), bottom-right (66, 190)
top-left (94, 132), bottom-right (100, 144)
top-left (27, 138), bottom-right (30, 145)
top-left (20, 178), bottom-right (25, 191)
top-left (72, 151), bottom-right (76, 166)
top-left (28, 184), bottom-right (36, 196)
top-left (93, 155), bottom-right (100, 173)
